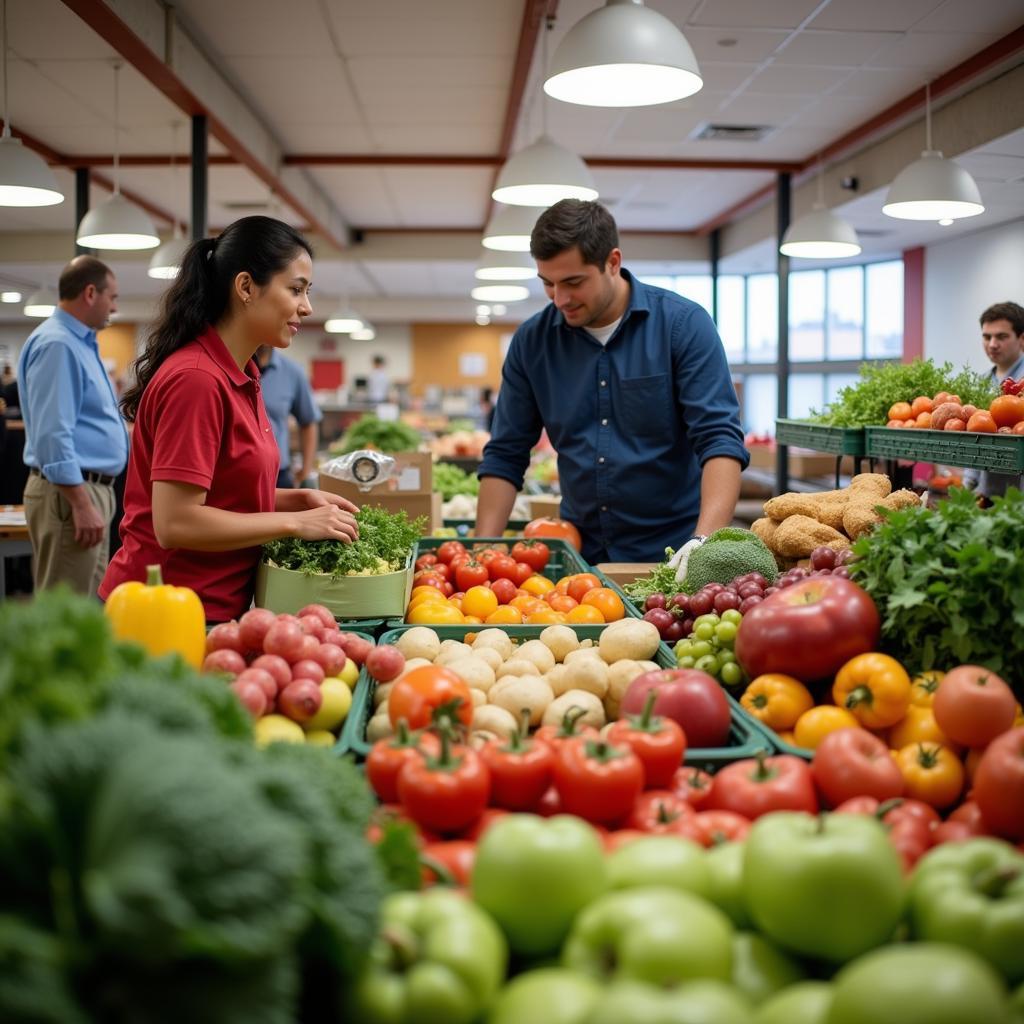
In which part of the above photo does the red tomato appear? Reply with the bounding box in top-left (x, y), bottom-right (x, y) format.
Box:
top-left (606, 689), bottom-right (687, 789)
top-left (479, 732), bottom-right (554, 812)
top-left (689, 809), bottom-right (752, 846)
top-left (707, 753), bottom-right (819, 819)
top-left (972, 726), bottom-right (1024, 840)
top-left (671, 766), bottom-right (714, 810)
top-left (625, 790), bottom-right (695, 832)
top-left (945, 800), bottom-right (990, 836)
top-left (734, 577), bottom-right (880, 682)
top-left (524, 516), bottom-right (583, 552)
top-left (511, 540), bottom-right (550, 572)
top-left (397, 737), bottom-right (491, 834)
top-left (811, 727), bottom-right (905, 807)
top-left (931, 665), bottom-right (1016, 748)
top-left (414, 554), bottom-right (439, 572)
top-left (487, 554), bottom-right (519, 581)
top-left (387, 665), bottom-right (474, 729)
top-left (489, 577), bottom-right (518, 605)
top-left (366, 724), bottom-right (441, 803)
top-left (551, 737), bottom-right (644, 825)
top-left (534, 707), bottom-right (601, 748)
top-left (435, 540), bottom-right (467, 564)
top-left (454, 560), bottom-right (489, 592)
top-left (413, 571), bottom-right (447, 591)
top-left (510, 560), bottom-right (534, 587)
top-left (459, 807), bottom-right (510, 842)
top-left (420, 839), bottom-right (476, 887)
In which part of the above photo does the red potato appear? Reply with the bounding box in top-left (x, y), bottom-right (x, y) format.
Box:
top-left (236, 667), bottom-right (277, 705)
top-left (238, 607), bottom-right (277, 650)
top-left (366, 645), bottom-right (406, 683)
top-left (263, 620), bottom-right (306, 662)
top-left (205, 621), bottom-right (244, 655)
top-left (342, 635), bottom-right (374, 666)
top-left (230, 678), bottom-right (268, 718)
top-left (250, 653), bottom-right (291, 691)
top-left (278, 678), bottom-right (323, 724)
top-left (298, 614), bottom-right (325, 636)
top-left (202, 648), bottom-right (246, 677)
top-left (313, 643), bottom-right (347, 677)
top-left (297, 603), bottom-right (335, 629)
top-left (290, 659), bottom-right (326, 685)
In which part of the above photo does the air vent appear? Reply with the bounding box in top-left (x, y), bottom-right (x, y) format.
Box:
top-left (221, 199), bottom-right (271, 211)
top-left (853, 228), bottom-right (891, 238)
top-left (691, 123), bottom-right (774, 142)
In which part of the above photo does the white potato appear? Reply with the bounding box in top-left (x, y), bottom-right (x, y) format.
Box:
top-left (489, 675), bottom-right (554, 726)
top-left (471, 628), bottom-right (513, 661)
top-left (395, 626), bottom-right (440, 662)
top-left (496, 658), bottom-right (542, 679)
top-left (539, 624), bottom-right (580, 662)
top-left (598, 619), bottom-right (661, 663)
top-left (541, 689), bottom-right (606, 730)
top-left (471, 704), bottom-right (519, 739)
top-left (516, 639), bottom-right (556, 674)
top-left (445, 656), bottom-right (497, 693)
top-left (561, 656), bottom-right (610, 699)
top-left (472, 646), bottom-right (503, 673)
top-left (435, 640), bottom-right (473, 666)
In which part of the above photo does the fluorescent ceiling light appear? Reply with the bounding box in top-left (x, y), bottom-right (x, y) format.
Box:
top-left (544, 0), bottom-right (702, 108)
top-left (475, 248), bottom-right (536, 281)
top-left (482, 205), bottom-right (547, 252)
top-left (780, 206), bottom-right (861, 259)
top-left (471, 284), bottom-right (530, 302)
top-left (23, 287), bottom-right (57, 317)
top-left (350, 325), bottom-right (376, 341)
top-left (492, 136), bottom-right (597, 207)
top-left (325, 304), bottom-right (365, 333)
top-left (147, 236), bottom-right (190, 279)
top-left (1, 290), bottom-right (22, 302)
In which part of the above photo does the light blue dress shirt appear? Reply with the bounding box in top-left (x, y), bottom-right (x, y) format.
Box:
top-left (19, 308), bottom-right (129, 485)
top-left (258, 349), bottom-right (322, 478)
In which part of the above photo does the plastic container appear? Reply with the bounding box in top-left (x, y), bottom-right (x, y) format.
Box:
top-left (339, 623), bottom-right (772, 769)
top-left (775, 419), bottom-right (866, 455)
top-left (865, 425), bottom-right (1024, 472)
top-left (326, 629), bottom-right (375, 757)
top-left (415, 536), bottom-right (592, 578)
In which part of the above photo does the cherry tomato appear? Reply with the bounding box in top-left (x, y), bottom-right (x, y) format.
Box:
top-left (671, 766), bottom-right (714, 809)
top-left (510, 560), bottom-right (534, 587)
top-left (415, 554), bottom-right (439, 572)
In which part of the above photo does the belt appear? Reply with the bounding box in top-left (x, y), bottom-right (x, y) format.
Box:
top-left (30, 466), bottom-right (117, 487)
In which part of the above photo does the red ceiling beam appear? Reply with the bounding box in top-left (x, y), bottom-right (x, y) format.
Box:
top-left (58, 0), bottom-right (348, 249)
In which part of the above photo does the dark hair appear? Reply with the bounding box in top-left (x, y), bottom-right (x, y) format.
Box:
top-left (58, 256), bottom-right (113, 301)
top-left (980, 301), bottom-right (1024, 336)
top-left (530, 200), bottom-right (619, 266)
top-left (121, 216), bottom-right (312, 421)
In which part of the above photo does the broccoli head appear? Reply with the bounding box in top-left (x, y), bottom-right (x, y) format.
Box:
top-left (682, 528), bottom-right (779, 593)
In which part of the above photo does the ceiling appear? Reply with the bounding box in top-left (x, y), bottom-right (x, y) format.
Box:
top-left (1, 0), bottom-right (1022, 324)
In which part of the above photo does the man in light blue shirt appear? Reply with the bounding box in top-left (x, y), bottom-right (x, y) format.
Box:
top-left (255, 346), bottom-right (322, 487)
top-left (19, 256), bottom-right (128, 595)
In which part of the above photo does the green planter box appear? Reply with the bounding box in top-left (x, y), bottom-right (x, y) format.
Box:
top-left (865, 425), bottom-right (1024, 472)
top-left (775, 419), bottom-right (866, 456)
top-left (255, 557), bottom-right (413, 620)
top-left (338, 623), bottom-right (771, 770)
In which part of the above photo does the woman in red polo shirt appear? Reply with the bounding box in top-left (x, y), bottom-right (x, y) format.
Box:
top-left (100, 216), bottom-right (357, 622)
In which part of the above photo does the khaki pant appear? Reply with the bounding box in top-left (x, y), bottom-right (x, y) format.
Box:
top-left (24, 472), bottom-right (115, 597)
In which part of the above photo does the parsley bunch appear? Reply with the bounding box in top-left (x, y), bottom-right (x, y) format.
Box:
top-left (263, 505), bottom-right (426, 577)
top-left (622, 548), bottom-right (683, 606)
top-left (850, 487), bottom-right (1024, 692)
top-left (809, 358), bottom-right (995, 427)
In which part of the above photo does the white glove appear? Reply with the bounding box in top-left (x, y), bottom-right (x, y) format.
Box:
top-left (668, 535), bottom-right (707, 585)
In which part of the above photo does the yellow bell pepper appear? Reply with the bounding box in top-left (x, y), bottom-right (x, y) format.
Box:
top-left (832, 652), bottom-right (912, 730)
top-left (105, 564), bottom-right (206, 669)
top-left (740, 673), bottom-right (814, 731)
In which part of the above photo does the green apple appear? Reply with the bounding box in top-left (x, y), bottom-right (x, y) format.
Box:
top-left (705, 840), bottom-right (753, 929)
top-left (488, 968), bottom-right (601, 1024)
top-left (731, 931), bottom-right (804, 1005)
top-left (605, 835), bottom-right (712, 899)
top-left (754, 981), bottom-right (833, 1024)
top-left (563, 887), bottom-right (733, 987)
top-left (584, 979), bottom-right (752, 1024)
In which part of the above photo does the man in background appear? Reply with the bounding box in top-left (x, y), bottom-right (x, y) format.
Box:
top-left (963, 301), bottom-right (1024, 502)
top-left (367, 354), bottom-right (391, 403)
top-left (255, 345), bottom-right (322, 487)
top-left (19, 256), bottom-right (128, 595)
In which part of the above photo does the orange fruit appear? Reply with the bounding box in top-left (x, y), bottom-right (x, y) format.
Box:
top-left (910, 395), bottom-right (934, 416)
top-left (944, 418), bottom-right (966, 431)
top-left (989, 394), bottom-right (1024, 428)
top-left (966, 411), bottom-right (997, 433)
top-left (915, 411), bottom-right (932, 428)
top-left (888, 401), bottom-right (913, 421)
top-left (566, 604), bottom-right (605, 624)
top-left (521, 574), bottom-right (555, 596)
top-left (581, 587), bottom-right (626, 622)
top-left (510, 594), bottom-right (544, 616)
top-left (485, 606), bottom-right (524, 625)
top-left (525, 608), bottom-right (566, 625)
top-left (548, 593), bottom-right (579, 613)
top-left (566, 573), bottom-right (602, 604)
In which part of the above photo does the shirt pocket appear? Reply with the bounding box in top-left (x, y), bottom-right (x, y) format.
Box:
top-left (617, 373), bottom-right (671, 438)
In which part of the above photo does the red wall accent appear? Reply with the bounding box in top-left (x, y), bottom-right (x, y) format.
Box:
top-left (903, 247), bottom-right (925, 363)
top-left (311, 359), bottom-right (344, 389)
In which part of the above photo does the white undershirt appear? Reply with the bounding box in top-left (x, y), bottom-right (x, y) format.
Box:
top-left (584, 315), bottom-right (623, 346)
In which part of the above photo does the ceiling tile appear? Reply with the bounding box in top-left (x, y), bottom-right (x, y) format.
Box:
top-left (694, 62), bottom-right (763, 93)
top-left (745, 64), bottom-right (854, 94)
top-left (956, 152), bottom-right (1024, 183)
top-left (714, 93), bottom-right (815, 126)
top-left (773, 30), bottom-right (899, 67)
top-left (808, 0), bottom-right (946, 32)
top-left (682, 26), bottom-right (791, 62)
top-left (978, 128), bottom-right (1024, 160)
top-left (866, 31), bottom-right (1004, 72)
top-left (227, 58), bottom-right (362, 124)
top-left (835, 65), bottom-right (928, 99)
top-left (173, 0), bottom-right (335, 58)
top-left (689, 0), bottom-right (825, 30)
top-left (913, 0), bottom-right (1024, 33)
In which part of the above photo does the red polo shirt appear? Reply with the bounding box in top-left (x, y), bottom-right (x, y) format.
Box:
top-left (101, 327), bottom-right (279, 622)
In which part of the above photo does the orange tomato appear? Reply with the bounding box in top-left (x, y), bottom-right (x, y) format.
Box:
top-left (524, 516), bottom-right (583, 551)
top-left (910, 395), bottom-right (934, 416)
top-left (915, 411), bottom-right (932, 428)
top-left (903, 418), bottom-right (917, 429)
top-left (895, 742), bottom-right (964, 809)
top-left (526, 608), bottom-right (566, 625)
top-left (966, 411), bottom-right (997, 433)
top-left (566, 604), bottom-right (605, 624)
top-left (1013, 421), bottom-right (1024, 436)
top-left (548, 593), bottom-right (579, 613)
top-left (909, 670), bottom-right (944, 707)
top-left (581, 586), bottom-right (626, 622)
top-left (463, 615), bottom-right (483, 625)
top-left (888, 401), bottom-right (913, 421)
top-left (887, 705), bottom-right (958, 752)
top-left (989, 394), bottom-right (1024, 428)
top-left (944, 418), bottom-right (966, 431)
top-left (566, 573), bottom-right (602, 604)
top-left (461, 585), bottom-right (498, 619)
top-left (485, 606), bottom-right (524, 625)
top-left (520, 574), bottom-right (555, 597)
top-left (792, 705), bottom-right (861, 750)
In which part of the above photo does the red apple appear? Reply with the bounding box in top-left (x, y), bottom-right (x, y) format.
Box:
top-left (297, 603), bottom-right (335, 629)
top-left (342, 635), bottom-right (374, 666)
top-left (313, 643), bottom-right (347, 677)
top-left (250, 653), bottom-right (291, 692)
top-left (366, 645), bottom-right (405, 682)
top-left (236, 667), bottom-right (277, 705)
top-left (291, 658), bottom-right (326, 685)
top-left (621, 669), bottom-right (731, 748)
top-left (231, 678), bottom-right (268, 718)
top-left (735, 576), bottom-right (880, 683)
top-left (205, 621), bottom-right (244, 655)
top-left (202, 648), bottom-right (246, 677)
top-left (238, 607), bottom-right (276, 651)
top-left (278, 678), bottom-right (323, 724)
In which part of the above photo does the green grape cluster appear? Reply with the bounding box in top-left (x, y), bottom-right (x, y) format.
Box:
top-left (673, 609), bottom-right (747, 689)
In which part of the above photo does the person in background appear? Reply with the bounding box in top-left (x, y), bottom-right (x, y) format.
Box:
top-left (0, 363), bottom-right (13, 389)
top-left (255, 345), bottom-right (322, 487)
top-left (479, 386), bottom-right (496, 432)
top-left (367, 354), bottom-right (391, 403)
top-left (18, 256), bottom-right (128, 596)
top-left (100, 216), bottom-right (358, 624)
top-left (475, 199), bottom-right (747, 566)
top-left (962, 301), bottom-right (1024, 503)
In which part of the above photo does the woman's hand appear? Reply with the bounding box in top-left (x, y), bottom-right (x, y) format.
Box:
top-left (292, 503), bottom-right (359, 542)
top-left (276, 487), bottom-right (360, 516)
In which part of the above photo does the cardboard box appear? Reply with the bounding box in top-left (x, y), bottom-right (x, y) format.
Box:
top-left (255, 559), bottom-right (413, 619)
top-left (746, 446), bottom-right (846, 479)
top-left (324, 489), bottom-right (443, 535)
top-left (528, 494), bottom-right (562, 520)
top-left (596, 563), bottom-right (659, 587)
top-left (319, 450), bottom-right (433, 500)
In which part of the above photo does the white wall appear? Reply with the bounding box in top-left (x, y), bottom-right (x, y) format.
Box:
top-left (924, 217), bottom-right (1024, 372)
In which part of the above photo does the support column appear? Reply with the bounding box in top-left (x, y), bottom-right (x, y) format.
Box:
top-left (710, 228), bottom-right (720, 323)
top-left (191, 114), bottom-right (208, 240)
top-left (775, 173), bottom-right (791, 495)
top-left (74, 167), bottom-right (91, 254)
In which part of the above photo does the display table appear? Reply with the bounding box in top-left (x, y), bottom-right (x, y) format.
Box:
top-left (0, 506), bottom-right (30, 600)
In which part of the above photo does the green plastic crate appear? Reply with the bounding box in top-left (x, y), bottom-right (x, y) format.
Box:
top-left (865, 425), bottom-right (1024, 472)
top-left (339, 623), bottom-right (771, 769)
top-left (775, 419), bottom-right (866, 456)
top-left (415, 536), bottom-right (592, 578)
top-left (749, 723), bottom-right (815, 761)
top-left (326, 629), bottom-right (375, 757)
top-left (335, 618), bottom-right (390, 638)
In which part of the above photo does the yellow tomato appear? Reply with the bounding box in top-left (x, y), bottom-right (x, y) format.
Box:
top-left (406, 602), bottom-right (465, 625)
top-left (887, 704), bottom-right (959, 752)
top-left (566, 604), bottom-right (605, 624)
top-left (525, 608), bottom-right (566, 625)
top-left (895, 742), bottom-right (964, 809)
top-left (462, 585), bottom-right (498, 619)
top-left (792, 705), bottom-right (861, 750)
top-left (520, 574), bottom-right (555, 596)
top-left (485, 606), bottom-right (524, 625)
top-left (909, 670), bottom-right (944, 707)
top-left (832, 653), bottom-right (912, 729)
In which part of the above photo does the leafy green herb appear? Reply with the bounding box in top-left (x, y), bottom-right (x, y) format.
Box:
top-left (850, 486), bottom-right (1024, 692)
top-left (622, 548), bottom-right (683, 606)
top-left (336, 415), bottom-right (423, 454)
top-left (433, 461), bottom-right (480, 500)
top-left (808, 359), bottom-right (996, 427)
top-left (262, 505), bottom-right (425, 577)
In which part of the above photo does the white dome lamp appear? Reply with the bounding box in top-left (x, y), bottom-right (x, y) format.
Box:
top-left (325, 301), bottom-right (365, 334)
top-left (475, 248), bottom-right (536, 281)
top-left (482, 204), bottom-right (547, 252)
top-left (544, 0), bottom-right (702, 108)
top-left (780, 165), bottom-right (861, 259)
top-left (23, 285), bottom-right (57, 317)
top-left (883, 83), bottom-right (984, 222)
top-left (0, 0), bottom-right (64, 206)
top-left (76, 63), bottom-right (159, 250)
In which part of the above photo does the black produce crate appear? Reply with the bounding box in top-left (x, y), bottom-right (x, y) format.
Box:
top-left (775, 419), bottom-right (865, 456)
top-left (865, 426), bottom-right (1024, 472)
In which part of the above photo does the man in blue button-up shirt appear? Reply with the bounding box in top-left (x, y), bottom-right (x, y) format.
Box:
top-left (19, 256), bottom-right (129, 595)
top-left (255, 345), bottom-right (322, 487)
top-left (476, 200), bottom-right (748, 564)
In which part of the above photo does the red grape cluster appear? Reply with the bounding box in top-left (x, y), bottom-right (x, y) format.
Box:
top-left (641, 571), bottom-right (776, 642)
top-left (777, 546), bottom-right (857, 586)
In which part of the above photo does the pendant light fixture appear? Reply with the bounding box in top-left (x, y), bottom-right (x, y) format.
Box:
top-left (482, 204), bottom-right (547, 251)
top-left (883, 83), bottom-right (983, 222)
top-left (492, 17), bottom-right (597, 207)
top-left (325, 302), bottom-right (365, 334)
top-left (780, 163), bottom-right (861, 259)
top-left (0, 0), bottom-right (63, 206)
top-left (23, 285), bottom-right (56, 317)
top-left (475, 248), bottom-right (536, 281)
top-left (77, 62), bottom-right (160, 250)
top-left (544, 0), bottom-right (702, 108)
top-left (470, 284), bottom-right (530, 303)
top-left (148, 123), bottom-right (189, 278)
top-left (350, 324), bottom-right (376, 341)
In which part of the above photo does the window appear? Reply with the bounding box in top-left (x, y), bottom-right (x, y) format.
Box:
top-left (742, 374), bottom-right (778, 434)
top-left (866, 261), bottom-right (903, 357)
top-left (716, 275), bottom-right (745, 360)
top-left (828, 266), bottom-right (864, 359)
top-left (789, 271), bottom-right (825, 362)
top-left (746, 274), bottom-right (778, 363)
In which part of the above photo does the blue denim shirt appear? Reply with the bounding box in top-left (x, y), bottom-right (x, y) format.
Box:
top-left (257, 349), bottom-right (322, 474)
top-left (19, 308), bottom-right (129, 485)
top-left (478, 269), bottom-right (748, 562)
